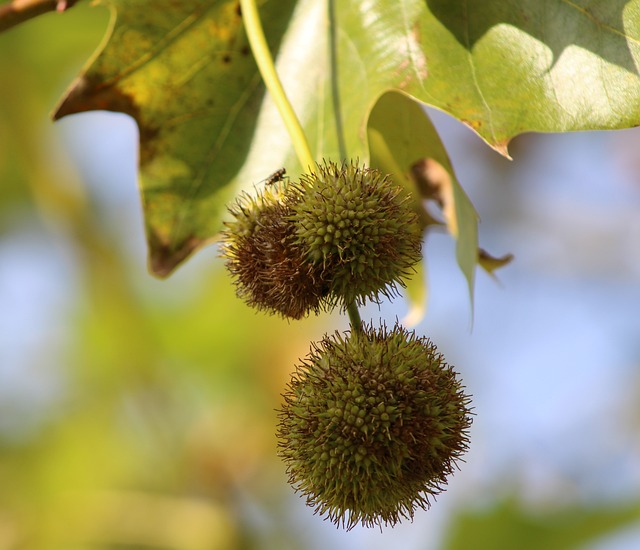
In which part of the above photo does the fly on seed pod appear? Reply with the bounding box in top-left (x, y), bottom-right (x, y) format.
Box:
top-left (264, 167), bottom-right (287, 186)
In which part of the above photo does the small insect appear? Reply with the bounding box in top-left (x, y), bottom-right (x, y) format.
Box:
top-left (263, 168), bottom-right (287, 186)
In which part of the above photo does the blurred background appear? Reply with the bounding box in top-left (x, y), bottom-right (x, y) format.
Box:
top-left (1, 3), bottom-right (640, 549)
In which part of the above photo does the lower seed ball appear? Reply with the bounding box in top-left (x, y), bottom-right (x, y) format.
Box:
top-left (277, 322), bottom-right (472, 530)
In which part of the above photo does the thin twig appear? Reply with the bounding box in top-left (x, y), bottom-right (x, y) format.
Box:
top-left (0, 0), bottom-right (81, 33)
top-left (347, 302), bottom-right (363, 334)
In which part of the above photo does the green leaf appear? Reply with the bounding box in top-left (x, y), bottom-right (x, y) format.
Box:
top-left (53, 0), bottom-right (640, 274)
top-left (367, 91), bottom-right (478, 318)
top-left (277, 0), bottom-right (640, 158)
top-left (443, 497), bottom-right (640, 550)
top-left (421, 0), bottom-right (640, 155)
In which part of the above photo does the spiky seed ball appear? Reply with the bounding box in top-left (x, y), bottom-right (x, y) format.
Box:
top-left (277, 322), bottom-right (472, 530)
top-left (288, 161), bottom-right (422, 307)
top-left (220, 184), bottom-right (328, 319)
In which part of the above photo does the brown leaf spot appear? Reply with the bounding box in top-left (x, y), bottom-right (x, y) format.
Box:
top-left (491, 140), bottom-right (512, 159)
top-left (411, 158), bottom-right (450, 205)
top-left (54, 76), bottom-right (136, 119)
top-left (147, 230), bottom-right (206, 278)
top-left (459, 118), bottom-right (512, 159)
top-left (464, 119), bottom-right (482, 131)
top-left (54, 76), bottom-right (160, 165)
top-left (137, 122), bottom-right (161, 166)
top-left (410, 158), bottom-right (454, 230)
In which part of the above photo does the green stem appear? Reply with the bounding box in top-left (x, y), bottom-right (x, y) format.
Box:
top-left (240, 0), bottom-right (315, 172)
top-left (328, 0), bottom-right (346, 161)
top-left (329, 0), bottom-right (361, 333)
top-left (242, 1), bottom-right (364, 333)
top-left (346, 302), bottom-right (362, 333)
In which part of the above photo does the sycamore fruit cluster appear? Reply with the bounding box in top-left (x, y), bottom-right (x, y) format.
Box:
top-left (221, 161), bottom-right (421, 317)
top-left (221, 160), bottom-right (472, 530)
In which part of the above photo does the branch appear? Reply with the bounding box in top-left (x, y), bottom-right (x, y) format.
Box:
top-left (0, 0), bottom-right (81, 33)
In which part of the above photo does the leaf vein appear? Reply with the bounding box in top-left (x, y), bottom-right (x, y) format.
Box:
top-left (103, 4), bottom-right (215, 87)
top-left (463, 0), bottom-right (497, 142)
top-left (560, 0), bottom-right (640, 48)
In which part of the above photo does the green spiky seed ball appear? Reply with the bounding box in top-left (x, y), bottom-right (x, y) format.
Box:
top-left (288, 161), bottom-right (422, 306)
top-left (221, 185), bottom-right (328, 319)
top-left (277, 322), bottom-right (472, 530)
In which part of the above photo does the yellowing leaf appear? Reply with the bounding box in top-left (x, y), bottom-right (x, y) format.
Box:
top-left (478, 248), bottom-right (514, 277)
top-left (54, 0), bottom-right (297, 276)
top-left (402, 257), bottom-right (427, 328)
top-left (368, 91), bottom-right (478, 319)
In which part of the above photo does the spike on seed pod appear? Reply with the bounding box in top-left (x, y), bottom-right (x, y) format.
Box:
top-left (288, 160), bottom-right (422, 307)
top-left (277, 322), bottom-right (472, 530)
top-left (220, 184), bottom-right (329, 319)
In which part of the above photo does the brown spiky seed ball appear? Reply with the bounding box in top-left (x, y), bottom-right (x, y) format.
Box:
top-left (221, 184), bottom-right (328, 319)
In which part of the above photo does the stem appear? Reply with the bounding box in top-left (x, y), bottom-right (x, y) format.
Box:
top-left (328, 0), bottom-right (346, 161)
top-left (0, 0), bottom-right (80, 33)
top-left (240, 0), bottom-right (315, 172)
top-left (346, 302), bottom-right (362, 334)
top-left (242, 1), bottom-right (364, 334)
top-left (329, 0), bottom-right (362, 333)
